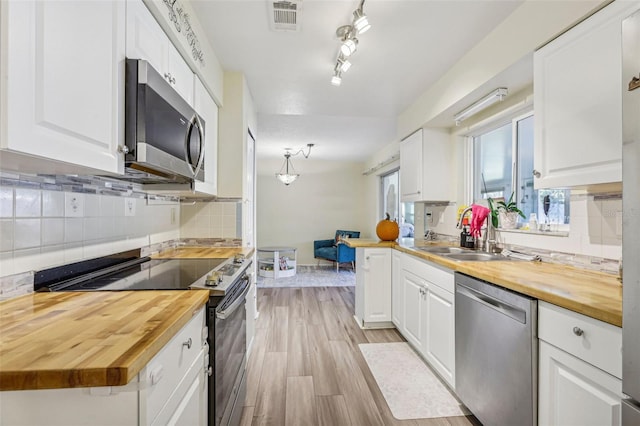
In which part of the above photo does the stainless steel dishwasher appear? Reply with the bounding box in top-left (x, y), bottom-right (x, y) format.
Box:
top-left (455, 272), bottom-right (538, 426)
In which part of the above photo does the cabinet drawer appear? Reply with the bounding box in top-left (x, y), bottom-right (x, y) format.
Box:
top-left (538, 301), bottom-right (621, 378)
top-left (143, 307), bottom-right (207, 424)
top-left (403, 255), bottom-right (454, 293)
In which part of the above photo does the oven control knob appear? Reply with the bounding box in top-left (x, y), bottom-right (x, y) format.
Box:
top-left (205, 272), bottom-right (221, 286)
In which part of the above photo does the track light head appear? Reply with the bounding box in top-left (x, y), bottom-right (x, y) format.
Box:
top-left (352, 9), bottom-right (370, 34)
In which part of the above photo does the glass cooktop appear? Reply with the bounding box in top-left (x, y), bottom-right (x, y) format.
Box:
top-left (35, 250), bottom-right (227, 292)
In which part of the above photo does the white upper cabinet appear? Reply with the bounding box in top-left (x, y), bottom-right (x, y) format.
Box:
top-left (400, 128), bottom-right (452, 202)
top-left (126, 0), bottom-right (194, 105)
top-left (1, 0), bottom-right (125, 175)
top-left (193, 76), bottom-right (218, 196)
top-left (533, 1), bottom-right (638, 189)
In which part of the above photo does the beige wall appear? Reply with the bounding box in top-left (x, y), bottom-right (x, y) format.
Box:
top-left (256, 158), bottom-right (367, 265)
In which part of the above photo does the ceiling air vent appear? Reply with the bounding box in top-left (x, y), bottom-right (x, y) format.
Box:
top-left (268, 0), bottom-right (302, 32)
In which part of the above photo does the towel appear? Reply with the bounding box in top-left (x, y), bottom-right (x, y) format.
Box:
top-left (470, 204), bottom-right (490, 238)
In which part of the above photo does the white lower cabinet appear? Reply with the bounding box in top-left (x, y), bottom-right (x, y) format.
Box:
top-left (424, 282), bottom-right (455, 386)
top-left (401, 269), bottom-right (426, 353)
top-left (0, 307), bottom-right (208, 426)
top-left (538, 301), bottom-right (623, 426)
top-left (355, 247), bottom-right (392, 328)
top-left (394, 252), bottom-right (455, 388)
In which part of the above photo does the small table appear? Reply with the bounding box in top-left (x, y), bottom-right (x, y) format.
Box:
top-left (257, 247), bottom-right (297, 279)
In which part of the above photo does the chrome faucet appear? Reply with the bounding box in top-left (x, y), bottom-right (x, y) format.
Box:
top-left (456, 206), bottom-right (473, 229)
top-left (456, 206), bottom-right (498, 253)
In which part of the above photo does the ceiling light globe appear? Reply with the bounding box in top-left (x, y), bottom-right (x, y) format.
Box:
top-left (340, 60), bottom-right (352, 73)
top-left (331, 75), bottom-right (342, 86)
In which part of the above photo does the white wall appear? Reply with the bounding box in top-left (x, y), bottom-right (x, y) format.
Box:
top-left (0, 186), bottom-right (180, 278)
top-left (256, 158), bottom-right (367, 265)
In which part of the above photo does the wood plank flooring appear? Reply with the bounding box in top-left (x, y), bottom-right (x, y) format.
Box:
top-left (241, 287), bottom-right (481, 426)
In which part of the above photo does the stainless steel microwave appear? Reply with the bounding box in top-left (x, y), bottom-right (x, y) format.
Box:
top-left (124, 58), bottom-right (204, 184)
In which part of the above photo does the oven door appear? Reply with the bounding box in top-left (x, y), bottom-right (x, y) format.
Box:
top-left (212, 276), bottom-right (249, 426)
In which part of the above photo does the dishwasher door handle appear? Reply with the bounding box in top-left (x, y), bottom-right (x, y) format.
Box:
top-left (457, 283), bottom-right (527, 324)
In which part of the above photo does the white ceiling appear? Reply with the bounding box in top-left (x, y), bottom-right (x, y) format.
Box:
top-left (191, 0), bottom-right (527, 161)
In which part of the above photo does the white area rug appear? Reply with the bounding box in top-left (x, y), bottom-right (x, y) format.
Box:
top-left (257, 265), bottom-right (355, 288)
top-left (359, 342), bottom-right (469, 420)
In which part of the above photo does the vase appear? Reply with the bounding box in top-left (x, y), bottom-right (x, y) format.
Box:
top-left (499, 211), bottom-right (519, 229)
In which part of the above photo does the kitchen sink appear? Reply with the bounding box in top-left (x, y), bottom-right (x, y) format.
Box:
top-left (412, 246), bottom-right (467, 254)
top-left (442, 252), bottom-right (516, 262)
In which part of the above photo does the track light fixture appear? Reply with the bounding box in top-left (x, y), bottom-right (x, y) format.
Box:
top-left (330, 0), bottom-right (371, 86)
top-left (275, 144), bottom-right (315, 186)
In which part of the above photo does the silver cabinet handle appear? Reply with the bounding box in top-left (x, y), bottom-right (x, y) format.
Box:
top-left (572, 326), bottom-right (584, 337)
top-left (182, 338), bottom-right (192, 349)
top-left (533, 169), bottom-right (541, 178)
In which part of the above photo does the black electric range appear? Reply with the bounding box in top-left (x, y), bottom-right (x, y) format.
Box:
top-left (34, 249), bottom-right (228, 292)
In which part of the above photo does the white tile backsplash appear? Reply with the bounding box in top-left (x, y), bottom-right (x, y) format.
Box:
top-left (64, 218), bottom-right (84, 243)
top-left (15, 188), bottom-right (41, 217)
top-left (179, 201), bottom-right (241, 239)
top-left (14, 218), bottom-right (41, 249)
top-left (42, 218), bottom-right (64, 246)
top-left (42, 191), bottom-right (64, 217)
top-left (0, 220), bottom-right (14, 251)
top-left (0, 187), bottom-right (13, 217)
top-left (0, 186), bottom-right (181, 280)
top-left (84, 194), bottom-right (100, 217)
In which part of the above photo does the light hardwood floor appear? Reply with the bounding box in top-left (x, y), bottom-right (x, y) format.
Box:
top-left (240, 287), bottom-right (481, 426)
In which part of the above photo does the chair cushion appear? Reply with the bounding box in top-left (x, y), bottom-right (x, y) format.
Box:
top-left (315, 246), bottom-right (337, 261)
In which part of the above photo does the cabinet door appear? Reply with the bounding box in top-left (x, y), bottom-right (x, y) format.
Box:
top-left (402, 270), bottom-right (425, 352)
top-left (425, 284), bottom-right (455, 387)
top-left (163, 363), bottom-right (207, 426)
top-left (400, 130), bottom-right (423, 201)
top-left (125, 0), bottom-right (168, 75)
top-left (193, 77), bottom-right (218, 196)
top-left (168, 43), bottom-right (194, 106)
top-left (362, 248), bottom-right (392, 323)
top-left (4, 0), bottom-right (125, 174)
top-left (533, 1), bottom-right (637, 189)
top-left (539, 341), bottom-right (623, 426)
top-left (391, 250), bottom-right (403, 328)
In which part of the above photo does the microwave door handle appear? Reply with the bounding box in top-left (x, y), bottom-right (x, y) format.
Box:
top-left (183, 114), bottom-right (205, 177)
top-left (193, 114), bottom-right (205, 177)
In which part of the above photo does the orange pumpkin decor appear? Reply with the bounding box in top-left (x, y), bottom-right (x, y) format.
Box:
top-left (376, 213), bottom-right (400, 241)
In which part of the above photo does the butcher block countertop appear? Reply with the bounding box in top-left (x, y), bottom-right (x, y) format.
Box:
top-left (346, 239), bottom-right (622, 327)
top-left (151, 246), bottom-right (255, 259)
top-left (0, 290), bottom-right (209, 391)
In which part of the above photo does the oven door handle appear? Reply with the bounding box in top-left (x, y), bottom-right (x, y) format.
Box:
top-left (216, 281), bottom-right (250, 320)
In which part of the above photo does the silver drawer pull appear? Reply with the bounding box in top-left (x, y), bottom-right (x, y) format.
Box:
top-left (183, 338), bottom-right (192, 349)
top-left (572, 326), bottom-right (584, 337)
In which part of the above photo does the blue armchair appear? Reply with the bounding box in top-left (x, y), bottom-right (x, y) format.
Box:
top-left (313, 230), bottom-right (360, 272)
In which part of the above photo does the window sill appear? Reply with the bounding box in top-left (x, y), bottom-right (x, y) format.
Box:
top-left (496, 228), bottom-right (569, 237)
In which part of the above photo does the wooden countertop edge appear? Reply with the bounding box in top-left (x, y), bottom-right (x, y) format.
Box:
top-left (347, 241), bottom-right (621, 327)
top-left (0, 290), bottom-right (210, 391)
